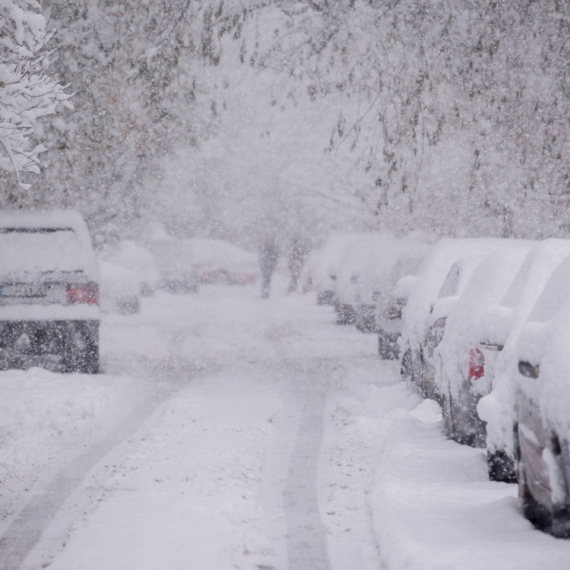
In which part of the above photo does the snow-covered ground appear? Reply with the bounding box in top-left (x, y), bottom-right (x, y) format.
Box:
top-left (0, 275), bottom-right (569, 569)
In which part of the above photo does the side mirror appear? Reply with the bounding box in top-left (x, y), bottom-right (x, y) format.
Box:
top-left (518, 360), bottom-right (540, 379)
top-left (479, 342), bottom-right (504, 352)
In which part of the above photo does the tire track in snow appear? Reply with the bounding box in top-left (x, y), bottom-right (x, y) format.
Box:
top-left (0, 381), bottom-right (177, 570)
top-left (283, 387), bottom-right (331, 570)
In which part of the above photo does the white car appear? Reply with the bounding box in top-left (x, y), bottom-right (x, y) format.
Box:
top-left (99, 240), bottom-right (159, 297)
top-left (373, 243), bottom-right (430, 355)
top-left (334, 233), bottom-right (399, 326)
top-left (434, 243), bottom-right (534, 447)
top-left (0, 210), bottom-right (100, 373)
top-left (306, 232), bottom-right (364, 306)
top-left (477, 239), bottom-right (570, 481)
top-left (147, 239), bottom-right (199, 294)
top-left (400, 237), bottom-right (522, 398)
top-left (98, 260), bottom-right (141, 315)
top-left (510, 253), bottom-right (570, 536)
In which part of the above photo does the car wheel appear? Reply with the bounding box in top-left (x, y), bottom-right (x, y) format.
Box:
top-left (517, 433), bottom-right (551, 530)
top-left (487, 449), bottom-right (516, 483)
top-left (519, 463), bottom-right (550, 530)
top-left (64, 321), bottom-right (99, 374)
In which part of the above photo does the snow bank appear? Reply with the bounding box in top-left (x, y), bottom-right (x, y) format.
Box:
top-left (319, 356), bottom-right (570, 570)
top-left (0, 368), bottom-right (141, 515)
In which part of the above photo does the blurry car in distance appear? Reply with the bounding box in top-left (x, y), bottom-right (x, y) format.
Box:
top-left (374, 244), bottom-right (430, 358)
top-left (306, 233), bottom-right (364, 306)
top-left (0, 210), bottom-right (100, 373)
top-left (147, 239), bottom-right (199, 294)
top-left (334, 233), bottom-right (400, 326)
top-left (99, 240), bottom-right (159, 297)
top-left (98, 259), bottom-right (141, 315)
top-left (186, 238), bottom-right (259, 285)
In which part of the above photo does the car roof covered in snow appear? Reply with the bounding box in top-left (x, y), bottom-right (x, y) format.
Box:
top-left (437, 243), bottom-right (535, 391)
top-left (307, 232), bottom-right (366, 289)
top-left (402, 237), bottom-right (528, 349)
top-left (337, 234), bottom-right (432, 304)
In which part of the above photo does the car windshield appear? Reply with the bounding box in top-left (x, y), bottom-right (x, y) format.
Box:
top-left (0, 227), bottom-right (84, 278)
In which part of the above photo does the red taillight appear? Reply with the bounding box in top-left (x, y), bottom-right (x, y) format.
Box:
top-left (468, 348), bottom-right (485, 380)
top-left (67, 284), bottom-right (99, 304)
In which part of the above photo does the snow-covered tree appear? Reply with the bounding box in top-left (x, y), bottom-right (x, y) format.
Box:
top-left (0, 0), bottom-right (71, 188)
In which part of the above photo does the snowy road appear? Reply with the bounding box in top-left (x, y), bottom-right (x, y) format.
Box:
top-left (1, 279), bottom-right (570, 569)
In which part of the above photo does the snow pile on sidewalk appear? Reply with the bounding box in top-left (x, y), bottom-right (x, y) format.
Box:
top-left (321, 362), bottom-right (570, 570)
top-left (0, 369), bottom-right (141, 520)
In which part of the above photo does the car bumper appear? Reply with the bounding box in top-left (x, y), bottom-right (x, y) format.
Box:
top-left (0, 319), bottom-right (99, 372)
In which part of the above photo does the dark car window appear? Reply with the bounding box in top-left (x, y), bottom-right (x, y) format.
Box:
top-left (0, 227), bottom-right (83, 276)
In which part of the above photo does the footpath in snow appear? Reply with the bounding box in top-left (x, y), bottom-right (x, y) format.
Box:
top-left (0, 279), bottom-right (569, 569)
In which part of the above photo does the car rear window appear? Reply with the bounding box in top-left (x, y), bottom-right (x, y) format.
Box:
top-left (0, 227), bottom-right (85, 277)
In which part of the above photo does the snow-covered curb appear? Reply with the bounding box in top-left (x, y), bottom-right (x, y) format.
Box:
top-left (320, 364), bottom-right (570, 570)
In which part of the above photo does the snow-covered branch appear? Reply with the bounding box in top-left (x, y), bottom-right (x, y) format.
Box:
top-left (0, 0), bottom-right (71, 187)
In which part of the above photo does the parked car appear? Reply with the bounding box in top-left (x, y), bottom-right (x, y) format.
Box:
top-left (98, 260), bottom-right (141, 315)
top-left (355, 237), bottom-right (430, 334)
top-left (434, 243), bottom-right (534, 447)
top-left (99, 240), bottom-right (159, 297)
top-left (334, 233), bottom-right (398, 326)
top-left (399, 238), bottom-right (519, 399)
top-left (374, 245), bottom-right (430, 358)
top-left (147, 239), bottom-right (199, 294)
top-left (185, 238), bottom-right (259, 285)
top-left (511, 253), bottom-right (570, 536)
top-left (0, 210), bottom-right (100, 373)
top-left (306, 233), bottom-right (363, 306)
top-left (477, 239), bottom-right (570, 481)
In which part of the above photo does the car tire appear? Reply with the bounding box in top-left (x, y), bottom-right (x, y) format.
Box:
top-left (519, 461), bottom-right (551, 530)
top-left (487, 449), bottom-right (516, 483)
top-left (64, 321), bottom-right (99, 374)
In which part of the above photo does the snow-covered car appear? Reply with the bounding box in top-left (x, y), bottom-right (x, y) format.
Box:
top-left (374, 246), bottom-right (430, 358)
top-left (306, 233), bottom-right (364, 306)
top-left (147, 239), bottom-right (199, 294)
top-left (334, 233), bottom-right (399, 326)
top-left (509, 254), bottom-right (570, 536)
top-left (400, 238), bottom-right (518, 399)
top-left (99, 240), bottom-right (159, 297)
top-left (475, 239), bottom-right (570, 481)
top-left (98, 260), bottom-right (141, 315)
top-left (0, 210), bottom-right (100, 373)
top-left (434, 243), bottom-right (534, 447)
top-left (185, 238), bottom-right (259, 285)
top-left (355, 237), bottom-right (430, 334)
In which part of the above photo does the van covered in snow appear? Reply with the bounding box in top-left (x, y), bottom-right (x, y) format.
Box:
top-left (0, 210), bottom-right (100, 373)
